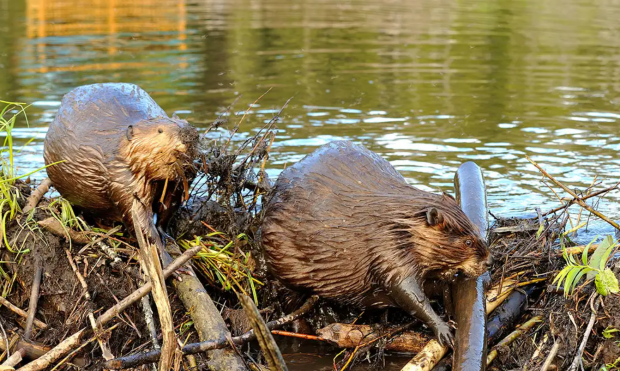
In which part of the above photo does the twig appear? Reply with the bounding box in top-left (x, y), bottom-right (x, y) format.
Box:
top-left (567, 295), bottom-right (599, 371)
top-left (239, 294), bottom-right (288, 371)
top-left (540, 338), bottom-right (561, 371)
top-left (1, 348), bottom-right (25, 369)
top-left (543, 181), bottom-right (620, 216)
top-left (37, 217), bottom-right (90, 244)
top-left (0, 320), bottom-right (9, 361)
top-left (487, 316), bottom-right (543, 365)
top-left (22, 178), bottom-right (52, 214)
top-left (24, 259), bottom-right (43, 340)
top-left (141, 294), bottom-right (159, 351)
top-left (271, 330), bottom-right (328, 342)
top-left (96, 243), bottom-right (203, 327)
top-left (104, 295), bottom-right (319, 369)
top-left (16, 329), bottom-right (85, 371)
top-left (527, 156), bottom-right (620, 230)
top-left (88, 313), bottom-right (113, 360)
top-left (131, 204), bottom-right (176, 371)
top-left (65, 249), bottom-right (90, 301)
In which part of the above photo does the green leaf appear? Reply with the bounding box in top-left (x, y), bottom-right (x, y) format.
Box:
top-left (553, 266), bottom-right (571, 289)
top-left (595, 269), bottom-right (620, 296)
top-left (583, 238), bottom-right (596, 266)
top-left (536, 222), bottom-right (544, 239)
top-left (599, 242), bottom-right (616, 271)
top-left (569, 267), bottom-right (591, 296)
top-left (563, 267), bottom-right (583, 297)
top-left (589, 236), bottom-right (614, 280)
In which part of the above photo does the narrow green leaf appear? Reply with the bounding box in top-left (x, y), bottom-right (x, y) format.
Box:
top-left (536, 222), bottom-right (544, 239)
top-left (589, 236), bottom-right (613, 280)
top-left (570, 268), bottom-right (590, 296)
top-left (553, 266), bottom-right (571, 289)
top-left (563, 267), bottom-right (583, 297)
top-left (599, 241), bottom-right (616, 271)
top-left (582, 238), bottom-right (596, 266)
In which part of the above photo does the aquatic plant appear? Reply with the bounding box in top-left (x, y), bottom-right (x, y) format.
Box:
top-left (553, 235), bottom-right (619, 297)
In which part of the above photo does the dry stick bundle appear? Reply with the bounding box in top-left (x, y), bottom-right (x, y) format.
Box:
top-left (131, 204), bottom-right (176, 371)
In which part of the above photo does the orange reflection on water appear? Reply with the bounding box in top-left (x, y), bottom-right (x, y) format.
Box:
top-left (25, 0), bottom-right (188, 73)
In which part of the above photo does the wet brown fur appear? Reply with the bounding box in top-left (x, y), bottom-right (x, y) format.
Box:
top-left (261, 141), bottom-right (489, 308)
top-left (44, 83), bottom-right (198, 232)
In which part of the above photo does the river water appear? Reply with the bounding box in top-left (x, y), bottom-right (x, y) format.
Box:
top-left (1, 0), bottom-right (620, 368)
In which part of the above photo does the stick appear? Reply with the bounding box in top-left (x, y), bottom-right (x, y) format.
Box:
top-left (238, 294), bottom-right (288, 371)
top-left (540, 339), bottom-right (561, 371)
top-left (22, 179), bottom-right (52, 214)
top-left (543, 181), bottom-right (620, 216)
top-left (567, 296), bottom-right (599, 371)
top-left (1, 348), bottom-right (25, 369)
top-left (131, 205), bottom-right (176, 371)
top-left (527, 156), bottom-right (620, 230)
top-left (37, 218), bottom-right (91, 245)
top-left (104, 295), bottom-right (319, 369)
top-left (23, 260), bottom-right (43, 341)
top-left (15, 329), bottom-right (85, 371)
top-left (65, 249), bottom-right (90, 301)
top-left (96, 243), bottom-right (204, 327)
top-left (486, 316), bottom-right (543, 365)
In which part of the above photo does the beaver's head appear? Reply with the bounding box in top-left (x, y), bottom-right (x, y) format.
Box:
top-left (384, 193), bottom-right (491, 281)
top-left (121, 117), bottom-right (199, 181)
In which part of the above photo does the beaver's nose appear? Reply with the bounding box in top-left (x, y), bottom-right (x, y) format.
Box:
top-left (486, 255), bottom-right (494, 268)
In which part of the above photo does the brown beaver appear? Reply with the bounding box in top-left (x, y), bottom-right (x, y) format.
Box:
top-left (260, 141), bottom-right (491, 346)
top-left (43, 83), bottom-right (198, 244)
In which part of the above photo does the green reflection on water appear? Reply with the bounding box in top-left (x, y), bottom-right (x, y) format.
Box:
top-left (1, 0), bottom-right (620, 225)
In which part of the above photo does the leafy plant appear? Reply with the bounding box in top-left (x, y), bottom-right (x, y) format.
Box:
top-left (553, 235), bottom-right (619, 297)
top-left (603, 327), bottom-right (620, 339)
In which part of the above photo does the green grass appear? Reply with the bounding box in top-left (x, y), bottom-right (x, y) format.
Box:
top-left (179, 232), bottom-right (263, 304)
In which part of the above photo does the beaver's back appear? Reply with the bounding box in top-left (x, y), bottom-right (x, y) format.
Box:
top-left (261, 141), bottom-right (425, 305)
top-left (43, 83), bottom-right (168, 216)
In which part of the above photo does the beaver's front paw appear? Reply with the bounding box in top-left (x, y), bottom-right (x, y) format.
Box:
top-left (433, 321), bottom-right (454, 348)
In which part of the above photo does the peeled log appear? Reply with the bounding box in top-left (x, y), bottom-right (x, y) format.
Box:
top-left (316, 323), bottom-right (429, 353)
top-left (451, 161), bottom-right (489, 371)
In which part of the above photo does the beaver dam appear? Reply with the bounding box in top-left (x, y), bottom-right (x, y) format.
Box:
top-left (1, 98), bottom-right (620, 371)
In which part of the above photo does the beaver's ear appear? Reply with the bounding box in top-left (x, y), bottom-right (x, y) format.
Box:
top-left (126, 125), bottom-right (134, 141)
top-left (426, 207), bottom-right (444, 226)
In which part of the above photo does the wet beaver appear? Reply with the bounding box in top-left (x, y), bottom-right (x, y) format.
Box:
top-left (260, 141), bottom-right (491, 345)
top-left (44, 83), bottom-right (198, 243)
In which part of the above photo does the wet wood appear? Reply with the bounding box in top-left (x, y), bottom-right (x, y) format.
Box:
top-left (239, 294), bottom-right (287, 371)
top-left (317, 323), bottom-right (428, 353)
top-left (163, 243), bottom-right (247, 371)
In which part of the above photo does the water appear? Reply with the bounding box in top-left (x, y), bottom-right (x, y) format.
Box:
top-left (2, 0), bottom-right (620, 367)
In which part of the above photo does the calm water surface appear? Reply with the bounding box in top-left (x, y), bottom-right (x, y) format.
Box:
top-left (2, 0), bottom-right (620, 367)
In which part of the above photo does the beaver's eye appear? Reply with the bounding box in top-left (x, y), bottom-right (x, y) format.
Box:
top-left (158, 128), bottom-right (164, 134)
top-left (465, 239), bottom-right (473, 246)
